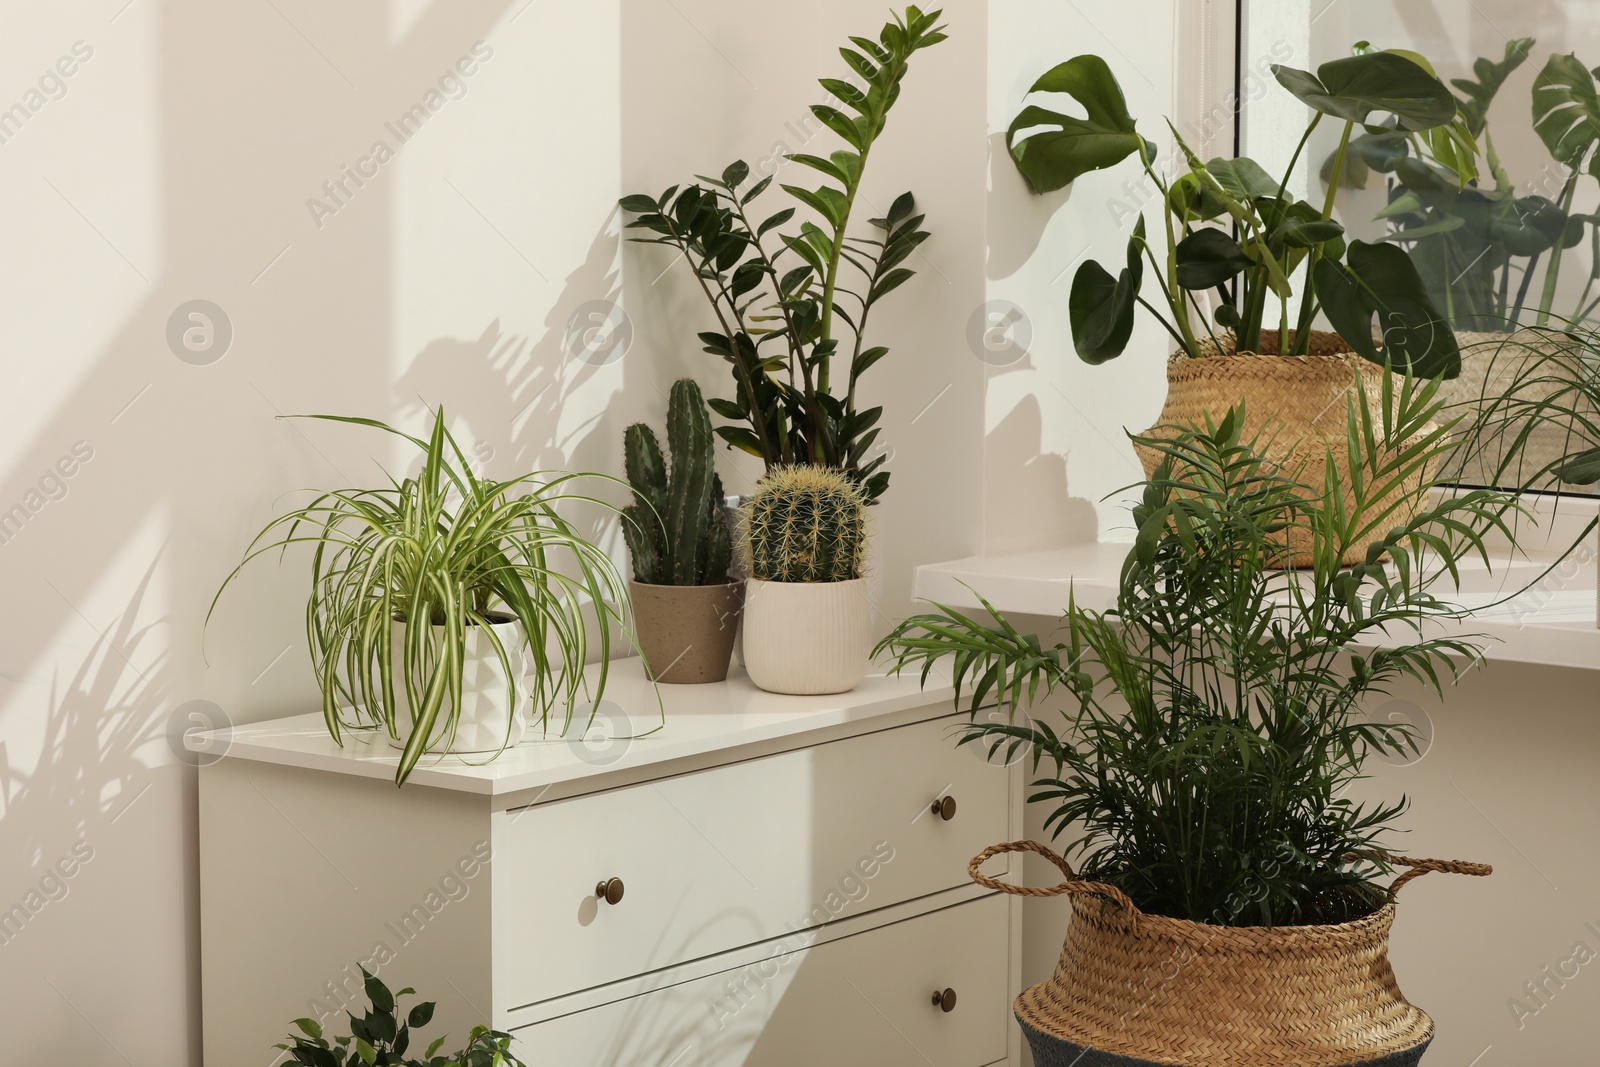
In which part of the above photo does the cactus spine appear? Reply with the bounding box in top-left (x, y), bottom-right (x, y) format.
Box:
top-left (622, 379), bottom-right (733, 585)
top-left (740, 466), bottom-right (868, 582)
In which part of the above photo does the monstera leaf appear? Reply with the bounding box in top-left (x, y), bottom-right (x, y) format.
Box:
top-left (1176, 227), bottom-right (1252, 290)
top-left (1557, 446), bottom-right (1600, 484)
top-left (1312, 240), bottom-right (1461, 379)
top-left (1486, 194), bottom-right (1573, 256)
top-left (1274, 52), bottom-right (1458, 132)
top-left (1329, 131), bottom-right (1412, 189)
top-left (1532, 53), bottom-right (1600, 172)
top-left (1455, 37), bottom-right (1534, 136)
top-left (1169, 156), bottom-right (1283, 222)
top-left (1069, 217), bottom-right (1145, 363)
top-left (1007, 55), bottom-right (1156, 193)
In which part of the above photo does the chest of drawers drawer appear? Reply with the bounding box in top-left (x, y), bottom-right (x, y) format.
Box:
top-left (491, 713), bottom-right (1011, 1012)
top-left (511, 892), bottom-right (1011, 1067)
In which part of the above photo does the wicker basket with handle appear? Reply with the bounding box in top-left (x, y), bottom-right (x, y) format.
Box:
top-left (971, 839), bottom-right (1490, 1067)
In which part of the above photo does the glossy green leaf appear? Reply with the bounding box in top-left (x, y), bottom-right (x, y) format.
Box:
top-left (1556, 445), bottom-right (1600, 484)
top-left (1453, 37), bottom-right (1534, 136)
top-left (1069, 218), bottom-right (1145, 363)
top-left (1532, 53), bottom-right (1600, 167)
top-left (1006, 55), bottom-right (1152, 193)
top-left (1175, 227), bottom-right (1252, 289)
top-left (1312, 239), bottom-right (1461, 378)
top-left (1273, 52), bottom-right (1457, 131)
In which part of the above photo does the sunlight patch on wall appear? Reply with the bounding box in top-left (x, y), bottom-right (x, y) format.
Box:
top-left (391, 0), bottom-right (623, 479)
top-left (0, 11), bottom-right (158, 459)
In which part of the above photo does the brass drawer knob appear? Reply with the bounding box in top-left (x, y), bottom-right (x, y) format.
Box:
top-left (931, 795), bottom-right (957, 821)
top-left (595, 877), bottom-right (625, 905)
top-left (932, 987), bottom-right (957, 1012)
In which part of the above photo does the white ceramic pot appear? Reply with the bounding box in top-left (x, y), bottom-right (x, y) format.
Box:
top-left (386, 617), bottom-right (528, 754)
top-left (741, 577), bottom-right (873, 695)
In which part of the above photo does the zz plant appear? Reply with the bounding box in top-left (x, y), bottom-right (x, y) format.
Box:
top-left (741, 466), bottom-right (868, 583)
top-left (881, 378), bottom-right (1528, 926)
top-left (1008, 50), bottom-right (1465, 377)
top-left (210, 407), bottom-right (635, 785)
top-left (621, 378), bottom-right (733, 586)
top-left (277, 968), bottom-right (528, 1067)
top-left (621, 7), bottom-right (947, 501)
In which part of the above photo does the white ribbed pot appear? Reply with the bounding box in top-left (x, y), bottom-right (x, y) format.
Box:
top-left (385, 617), bottom-right (528, 754)
top-left (741, 577), bottom-right (873, 695)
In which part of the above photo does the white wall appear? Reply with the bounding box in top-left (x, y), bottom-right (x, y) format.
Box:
top-left (984, 1), bottom-right (1243, 549)
top-left (0, 1), bottom-right (984, 1062)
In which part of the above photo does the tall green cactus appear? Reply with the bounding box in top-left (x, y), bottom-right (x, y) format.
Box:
top-left (740, 466), bottom-right (868, 582)
top-left (622, 379), bottom-right (733, 585)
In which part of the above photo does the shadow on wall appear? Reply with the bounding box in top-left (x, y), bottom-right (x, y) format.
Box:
top-left (985, 131), bottom-right (1074, 282)
top-left (986, 394), bottom-right (1100, 551)
top-left (396, 216), bottom-right (629, 483)
top-left (0, 0), bottom-right (641, 1063)
top-left (1, 560), bottom-right (185, 1063)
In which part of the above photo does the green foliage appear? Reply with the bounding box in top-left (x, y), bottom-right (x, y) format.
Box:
top-left (1276, 51), bottom-right (1459, 130)
top-left (1008, 50), bottom-right (1461, 374)
top-left (880, 379), bottom-right (1532, 926)
top-left (1312, 239), bottom-right (1463, 378)
top-left (276, 968), bottom-right (528, 1067)
top-left (1456, 38), bottom-right (1534, 136)
top-left (208, 408), bottom-right (638, 786)
top-left (1005, 54), bottom-right (1155, 193)
top-left (741, 466), bottom-right (868, 582)
top-left (620, 7), bottom-right (947, 501)
top-left (1337, 41), bottom-right (1600, 329)
top-left (621, 379), bottom-right (733, 586)
top-left (1444, 322), bottom-right (1600, 489)
top-left (1532, 53), bottom-right (1600, 172)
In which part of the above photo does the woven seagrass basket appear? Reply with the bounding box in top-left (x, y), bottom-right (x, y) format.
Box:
top-left (1441, 329), bottom-right (1600, 489)
top-left (970, 840), bottom-right (1491, 1067)
top-left (1134, 331), bottom-right (1433, 567)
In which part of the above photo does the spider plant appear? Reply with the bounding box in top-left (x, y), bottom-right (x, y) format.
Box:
top-left (880, 376), bottom-right (1532, 926)
top-left (209, 407), bottom-right (641, 785)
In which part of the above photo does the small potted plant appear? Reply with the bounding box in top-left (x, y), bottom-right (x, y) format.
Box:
top-left (278, 967), bottom-right (529, 1066)
top-left (880, 377), bottom-right (1517, 1066)
top-left (621, 379), bottom-right (742, 683)
top-left (1007, 49), bottom-right (1467, 562)
top-left (620, 6), bottom-right (946, 502)
top-left (738, 466), bottom-right (871, 695)
top-left (210, 407), bottom-right (634, 785)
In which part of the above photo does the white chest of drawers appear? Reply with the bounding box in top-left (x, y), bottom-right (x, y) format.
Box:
top-left (199, 661), bottom-right (1023, 1066)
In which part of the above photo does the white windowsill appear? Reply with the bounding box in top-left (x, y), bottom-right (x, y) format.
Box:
top-left (914, 495), bottom-right (1600, 672)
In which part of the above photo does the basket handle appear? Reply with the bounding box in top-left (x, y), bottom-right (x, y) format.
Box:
top-left (1381, 853), bottom-right (1493, 898)
top-left (968, 840), bottom-right (1139, 922)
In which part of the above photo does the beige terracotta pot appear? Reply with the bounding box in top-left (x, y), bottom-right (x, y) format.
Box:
top-left (741, 577), bottom-right (872, 695)
top-left (1135, 331), bottom-right (1433, 567)
top-left (630, 580), bottom-right (743, 684)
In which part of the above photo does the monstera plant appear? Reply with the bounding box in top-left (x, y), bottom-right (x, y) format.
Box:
top-left (1336, 39), bottom-right (1600, 330)
top-left (1008, 50), bottom-right (1465, 378)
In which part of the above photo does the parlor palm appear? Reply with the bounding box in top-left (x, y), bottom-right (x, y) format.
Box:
top-left (881, 376), bottom-right (1525, 925)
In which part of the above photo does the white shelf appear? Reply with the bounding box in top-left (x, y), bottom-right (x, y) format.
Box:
top-left (914, 533), bottom-right (1600, 672)
top-left (202, 659), bottom-right (955, 798)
